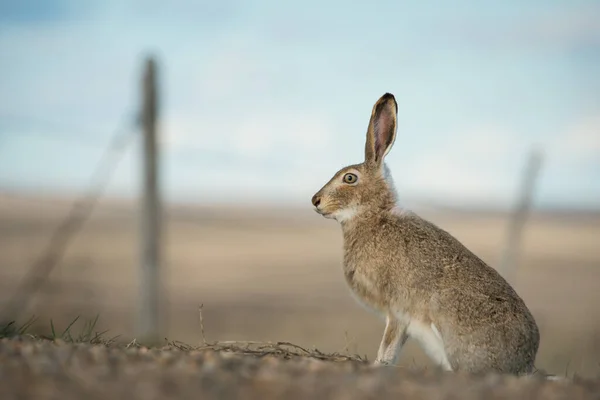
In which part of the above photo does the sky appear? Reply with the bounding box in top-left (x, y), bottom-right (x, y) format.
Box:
top-left (0, 0), bottom-right (599, 209)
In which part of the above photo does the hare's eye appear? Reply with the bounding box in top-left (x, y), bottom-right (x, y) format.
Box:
top-left (343, 173), bottom-right (358, 184)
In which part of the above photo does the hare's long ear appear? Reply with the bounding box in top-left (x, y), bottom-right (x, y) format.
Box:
top-left (364, 93), bottom-right (398, 168)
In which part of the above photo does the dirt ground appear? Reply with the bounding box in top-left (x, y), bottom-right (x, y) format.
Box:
top-left (2, 337), bottom-right (599, 400)
top-left (0, 193), bottom-right (599, 378)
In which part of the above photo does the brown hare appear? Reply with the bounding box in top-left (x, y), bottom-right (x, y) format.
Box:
top-left (311, 93), bottom-right (540, 375)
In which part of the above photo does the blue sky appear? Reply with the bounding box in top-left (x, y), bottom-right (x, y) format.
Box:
top-left (0, 0), bottom-right (599, 209)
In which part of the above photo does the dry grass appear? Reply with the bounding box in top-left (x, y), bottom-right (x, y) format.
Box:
top-left (0, 193), bottom-right (599, 379)
top-left (0, 315), bottom-right (367, 364)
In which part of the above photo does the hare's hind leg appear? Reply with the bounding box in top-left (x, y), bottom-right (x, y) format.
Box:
top-left (374, 314), bottom-right (408, 365)
top-left (406, 319), bottom-right (453, 372)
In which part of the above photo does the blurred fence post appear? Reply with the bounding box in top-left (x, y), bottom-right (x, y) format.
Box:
top-left (499, 148), bottom-right (543, 287)
top-left (138, 56), bottom-right (162, 343)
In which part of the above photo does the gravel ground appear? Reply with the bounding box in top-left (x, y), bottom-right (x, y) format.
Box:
top-left (0, 337), bottom-right (599, 400)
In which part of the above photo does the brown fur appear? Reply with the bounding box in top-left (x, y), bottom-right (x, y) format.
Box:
top-left (311, 93), bottom-right (540, 375)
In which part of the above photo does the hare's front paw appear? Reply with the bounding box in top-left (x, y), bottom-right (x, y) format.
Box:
top-left (373, 358), bottom-right (393, 367)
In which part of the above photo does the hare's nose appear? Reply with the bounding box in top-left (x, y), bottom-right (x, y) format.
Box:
top-left (311, 194), bottom-right (321, 207)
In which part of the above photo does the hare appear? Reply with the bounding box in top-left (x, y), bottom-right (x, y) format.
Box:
top-left (311, 93), bottom-right (540, 375)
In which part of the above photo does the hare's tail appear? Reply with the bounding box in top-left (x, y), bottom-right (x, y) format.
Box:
top-left (545, 375), bottom-right (567, 381)
top-left (530, 367), bottom-right (568, 382)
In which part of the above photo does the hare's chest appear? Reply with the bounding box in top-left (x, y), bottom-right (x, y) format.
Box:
top-left (342, 234), bottom-right (390, 312)
top-left (343, 263), bottom-right (386, 312)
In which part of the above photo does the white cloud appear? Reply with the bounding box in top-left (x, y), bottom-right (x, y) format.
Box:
top-left (402, 155), bottom-right (500, 199)
top-left (394, 116), bottom-right (600, 207)
top-left (160, 112), bottom-right (228, 151)
top-left (161, 111), bottom-right (600, 207)
top-left (548, 114), bottom-right (600, 161)
top-left (450, 126), bottom-right (522, 162)
top-left (396, 125), bottom-right (524, 203)
top-left (162, 109), bottom-right (334, 156)
top-left (232, 111), bottom-right (334, 157)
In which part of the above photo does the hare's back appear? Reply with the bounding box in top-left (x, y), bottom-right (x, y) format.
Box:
top-left (396, 213), bottom-right (525, 300)
top-left (396, 213), bottom-right (536, 325)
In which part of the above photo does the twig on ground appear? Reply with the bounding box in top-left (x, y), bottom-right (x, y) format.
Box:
top-left (185, 304), bottom-right (367, 363)
top-left (198, 304), bottom-right (207, 346)
top-left (178, 340), bottom-right (367, 363)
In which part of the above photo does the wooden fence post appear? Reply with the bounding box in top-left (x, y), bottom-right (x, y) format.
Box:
top-left (499, 148), bottom-right (543, 287)
top-left (138, 56), bottom-right (162, 343)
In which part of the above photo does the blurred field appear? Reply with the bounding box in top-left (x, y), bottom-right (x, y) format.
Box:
top-left (1, 193), bottom-right (599, 378)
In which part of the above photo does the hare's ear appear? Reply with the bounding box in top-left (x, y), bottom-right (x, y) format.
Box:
top-left (364, 93), bottom-right (398, 168)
